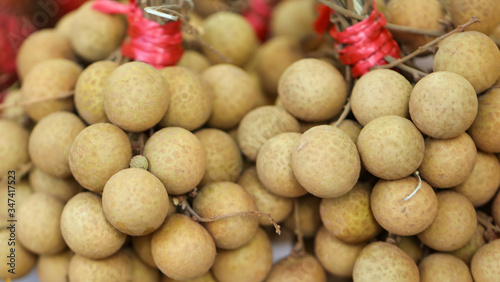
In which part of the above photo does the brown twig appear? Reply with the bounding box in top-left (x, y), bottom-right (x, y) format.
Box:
top-left (384, 56), bottom-right (428, 81)
top-left (0, 91), bottom-right (74, 111)
top-left (292, 199), bottom-right (305, 257)
top-left (386, 232), bottom-right (397, 245)
top-left (333, 99), bottom-right (351, 127)
top-left (477, 211), bottom-right (500, 242)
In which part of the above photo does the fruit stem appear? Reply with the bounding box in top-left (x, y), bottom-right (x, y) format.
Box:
top-left (292, 199), bottom-right (306, 257)
top-left (383, 55), bottom-right (428, 81)
top-left (333, 99), bottom-right (351, 127)
top-left (476, 211), bottom-right (500, 242)
top-left (403, 170), bottom-right (421, 201)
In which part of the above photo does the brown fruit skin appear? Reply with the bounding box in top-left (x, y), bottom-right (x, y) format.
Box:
top-left (351, 69), bottom-right (413, 126)
top-left (238, 167), bottom-right (293, 226)
top-left (278, 59), bottom-right (347, 122)
top-left (68, 250), bottom-right (132, 282)
top-left (453, 151), bottom-right (500, 207)
top-left (29, 167), bottom-right (82, 203)
top-left (162, 271), bottom-right (217, 282)
top-left (444, 0), bottom-right (500, 35)
top-left (0, 119), bottom-right (29, 177)
top-left (353, 242), bottom-right (419, 282)
top-left (357, 116), bottom-right (425, 180)
top-left (159, 67), bottom-right (213, 131)
top-left (201, 12), bottom-right (257, 66)
top-left (143, 127), bottom-right (206, 195)
top-left (193, 0), bottom-right (228, 17)
top-left (21, 58), bottom-right (81, 121)
top-left (419, 133), bottom-right (477, 188)
top-left (293, 125), bottom-right (360, 198)
top-left (0, 229), bottom-right (36, 280)
top-left (315, 226), bottom-right (366, 277)
top-left (176, 50), bottom-right (211, 73)
top-left (409, 71), bottom-right (478, 139)
top-left (371, 177), bottom-right (438, 236)
top-left (270, 0), bottom-right (316, 40)
top-left (124, 248), bottom-right (160, 282)
top-left (212, 228), bottom-right (273, 282)
top-left (1, 89), bottom-right (27, 123)
top-left (448, 224), bottom-right (486, 265)
top-left (132, 234), bottom-right (156, 269)
top-left (419, 253), bottom-right (473, 282)
top-left (320, 182), bottom-right (382, 244)
top-left (418, 191), bottom-right (477, 252)
top-left (69, 123), bottom-right (132, 193)
top-left (396, 236), bottom-right (423, 263)
top-left (471, 239), bottom-right (500, 282)
top-left (257, 132), bottom-right (307, 198)
top-left (266, 253), bottom-right (326, 282)
top-left (55, 10), bottom-right (76, 39)
top-left (74, 60), bottom-right (118, 124)
top-left (433, 31), bottom-right (500, 93)
top-left (334, 119), bottom-right (363, 145)
top-left (385, 0), bottom-right (443, 51)
top-left (493, 192), bottom-right (500, 227)
top-left (38, 250), bottom-right (73, 282)
top-left (104, 62), bottom-right (169, 132)
top-left (70, 2), bottom-right (125, 62)
top-left (103, 168), bottom-right (169, 236)
top-left (468, 88), bottom-right (500, 153)
top-left (16, 29), bottom-right (74, 80)
top-left (151, 214), bottom-right (216, 281)
top-left (29, 112), bottom-right (86, 178)
top-left (284, 194), bottom-right (322, 237)
top-left (238, 106), bottom-right (300, 161)
top-left (202, 64), bottom-right (258, 129)
top-left (193, 182), bottom-right (259, 249)
top-left (61, 192), bottom-right (127, 259)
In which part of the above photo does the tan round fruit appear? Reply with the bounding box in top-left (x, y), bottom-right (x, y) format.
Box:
top-left (193, 182), bottom-right (259, 249)
top-left (132, 234), bottom-right (156, 269)
top-left (18, 193), bottom-right (66, 254)
top-left (152, 214), bottom-right (216, 281)
top-left (257, 132), bottom-right (307, 198)
top-left (419, 133), bottom-right (477, 188)
top-left (371, 177), bottom-right (438, 236)
top-left (212, 228), bottom-right (272, 282)
top-left (38, 250), bottom-right (73, 282)
top-left (0, 119), bottom-right (29, 177)
top-left (55, 10), bottom-right (76, 39)
top-left (357, 115), bottom-right (424, 180)
top-left (493, 192), bottom-right (500, 227)
top-left (419, 253), bottom-right (472, 282)
top-left (69, 123), bottom-right (132, 193)
top-left (21, 58), bottom-right (81, 121)
top-left (315, 226), bottom-right (366, 277)
top-left (195, 128), bottom-right (243, 187)
top-left (0, 89), bottom-right (27, 123)
top-left (29, 111), bottom-right (86, 178)
top-left (448, 224), bottom-right (486, 265)
top-left (292, 125), bottom-right (360, 198)
top-left (159, 67), bottom-right (212, 131)
top-left (202, 64), bottom-right (258, 129)
top-left (270, 0), bottom-right (316, 40)
top-left (266, 253), bottom-right (326, 282)
top-left (283, 194), bottom-right (322, 238)
top-left (143, 127), bottom-right (206, 195)
top-left (332, 119), bottom-right (363, 145)
top-left (238, 106), bottom-right (300, 160)
top-left (193, 0), bottom-right (228, 17)
top-left (103, 168), bottom-right (169, 236)
top-left (453, 151), bottom-right (500, 206)
top-left (278, 59), bottom-right (347, 122)
top-left (16, 29), bottom-right (74, 80)
top-left (409, 71), bottom-right (478, 139)
top-left (201, 12), bottom-right (257, 66)
top-left (396, 236), bottom-right (423, 263)
top-left (433, 31), bottom-right (500, 93)
top-left (29, 167), bottom-right (81, 203)
top-left (445, 0), bottom-right (500, 35)
top-left (238, 167), bottom-right (293, 225)
top-left (74, 60), bottom-right (118, 124)
top-left (353, 242), bottom-right (419, 282)
top-left (176, 50), bottom-right (211, 73)
top-left (104, 61), bottom-right (169, 132)
top-left (320, 182), bottom-right (381, 244)
top-left (418, 191), bottom-right (477, 252)
top-left (0, 180), bottom-right (32, 222)
top-left (124, 248), bottom-right (160, 282)
top-left (61, 192), bottom-right (127, 259)
top-left (468, 88), bottom-right (500, 153)
top-left (0, 229), bottom-right (36, 280)
top-left (68, 249), bottom-right (132, 282)
top-left (471, 239), bottom-right (500, 282)
top-left (162, 271), bottom-right (217, 282)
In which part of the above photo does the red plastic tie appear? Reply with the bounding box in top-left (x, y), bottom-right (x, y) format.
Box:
top-left (314, 1), bottom-right (400, 78)
top-left (92, 0), bottom-right (183, 68)
top-left (244, 0), bottom-right (275, 42)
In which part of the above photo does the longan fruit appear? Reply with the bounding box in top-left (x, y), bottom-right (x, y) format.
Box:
top-left (132, 234), bottom-right (156, 269)
top-left (418, 191), bottom-right (477, 252)
top-left (29, 111), bottom-right (86, 178)
top-left (448, 224), bottom-right (486, 265)
top-left (0, 180), bottom-right (32, 222)
top-left (61, 192), bottom-right (127, 259)
top-left (270, 0), bottom-right (316, 40)
top-left (38, 250), bottom-right (73, 282)
top-left (1, 89), bottom-right (27, 123)
top-left (18, 193), bottom-right (66, 254)
top-left (331, 119), bottom-right (363, 145)
top-left (471, 239), bottom-right (500, 282)
top-left (357, 115), bottom-right (425, 180)
top-left (193, 0), bottom-right (228, 17)
top-left (104, 61), bottom-right (169, 132)
top-left (143, 127), bottom-right (206, 195)
top-left (278, 59), bottom-right (347, 122)
top-left (353, 242), bottom-right (419, 282)
top-left (351, 69), bottom-right (412, 126)
top-left (162, 272), bottom-right (217, 282)
top-left (468, 88), bottom-right (500, 153)
top-left (493, 192), bottom-right (500, 227)
top-left (0, 229), bottom-right (36, 280)
top-left (176, 50), bottom-right (211, 73)
top-left (396, 236), bottom-right (424, 263)
top-left (124, 248), bottom-right (160, 282)
top-left (419, 253), bottom-right (473, 282)
top-left (69, 123), bottom-right (131, 193)
top-left (445, 0), bottom-right (500, 35)
top-left (21, 58), bottom-right (81, 121)
top-left (55, 10), bottom-right (76, 39)
top-left (283, 194), bottom-right (322, 238)
top-left (266, 253), bottom-right (326, 282)
top-left (212, 228), bottom-right (273, 282)
top-left (29, 167), bottom-right (82, 203)
top-left (74, 60), bottom-right (118, 124)
top-left (151, 214), bottom-right (216, 281)
top-left (68, 249), bottom-right (132, 282)
top-left (0, 119), bottom-right (29, 176)
top-left (293, 125), bottom-right (360, 198)
top-left (409, 71), bottom-right (477, 139)
top-left (193, 182), bottom-right (259, 249)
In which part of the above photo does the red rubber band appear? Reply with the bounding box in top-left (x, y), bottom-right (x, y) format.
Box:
top-left (244, 0), bottom-right (275, 42)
